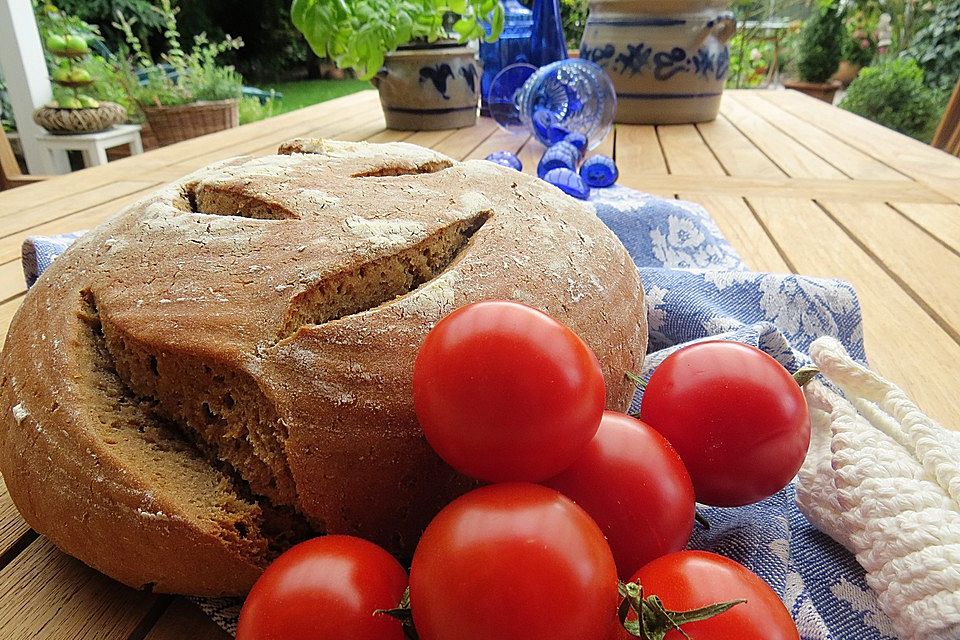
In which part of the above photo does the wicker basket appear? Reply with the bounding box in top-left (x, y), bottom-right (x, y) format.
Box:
top-left (32, 102), bottom-right (127, 134)
top-left (142, 99), bottom-right (239, 146)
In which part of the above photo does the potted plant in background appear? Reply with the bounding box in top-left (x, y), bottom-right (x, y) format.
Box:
top-left (291, 0), bottom-right (504, 130)
top-left (113, 0), bottom-right (244, 146)
top-left (784, 0), bottom-right (843, 103)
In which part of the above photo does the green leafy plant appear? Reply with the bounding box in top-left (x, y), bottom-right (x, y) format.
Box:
top-left (560, 0), bottom-right (588, 50)
top-left (903, 0), bottom-right (960, 91)
top-left (840, 57), bottom-right (942, 141)
top-left (727, 34), bottom-right (780, 88)
top-left (841, 7), bottom-right (878, 67)
top-left (238, 93), bottom-right (278, 125)
top-left (291, 0), bottom-right (505, 80)
top-left (796, 1), bottom-right (843, 83)
top-left (113, 0), bottom-right (243, 107)
top-left (0, 76), bottom-right (15, 132)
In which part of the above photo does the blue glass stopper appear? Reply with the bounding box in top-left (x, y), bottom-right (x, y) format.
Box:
top-left (579, 155), bottom-right (618, 188)
top-left (532, 108), bottom-right (570, 145)
top-left (485, 150), bottom-right (523, 171)
top-left (543, 167), bottom-right (591, 200)
top-left (537, 141), bottom-right (580, 178)
top-left (563, 132), bottom-right (588, 158)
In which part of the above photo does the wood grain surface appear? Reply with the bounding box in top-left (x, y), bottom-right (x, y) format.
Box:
top-left (1, 88), bottom-right (958, 639)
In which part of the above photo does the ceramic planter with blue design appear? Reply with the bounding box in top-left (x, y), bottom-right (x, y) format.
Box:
top-left (372, 43), bottom-right (480, 131)
top-left (581, 0), bottom-right (735, 124)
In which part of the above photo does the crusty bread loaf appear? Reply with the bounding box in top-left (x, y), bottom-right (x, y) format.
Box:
top-left (0, 139), bottom-right (647, 596)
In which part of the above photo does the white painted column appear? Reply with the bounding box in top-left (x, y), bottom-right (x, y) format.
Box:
top-left (0, 0), bottom-right (70, 174)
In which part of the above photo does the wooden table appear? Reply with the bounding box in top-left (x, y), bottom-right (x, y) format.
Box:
top-left (1, 88), bottom-right (958, 639)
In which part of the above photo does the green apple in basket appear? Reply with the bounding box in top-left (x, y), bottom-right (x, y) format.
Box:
top-left (64, 34), bottom-right (90, 56)
top-left (45, 34), bottom-right (68, 55)
top-left (51, 67), bottom-right (71, 83)
top-left (68, 68), bottom-right (92, 84)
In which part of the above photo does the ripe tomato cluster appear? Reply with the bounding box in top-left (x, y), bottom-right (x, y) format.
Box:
top-left (237, 300), bottom-right (807, 640)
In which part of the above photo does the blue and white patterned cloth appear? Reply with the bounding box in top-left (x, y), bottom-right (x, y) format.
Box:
top-left (22, 186), bottom-right (898, 639)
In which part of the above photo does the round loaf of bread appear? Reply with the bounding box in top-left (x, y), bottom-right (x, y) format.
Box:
top-left (0, 139), bottom-right (647, 596)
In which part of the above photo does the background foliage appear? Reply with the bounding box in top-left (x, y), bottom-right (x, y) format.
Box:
top-left (903, 0), bottom-right (960, 91)
top-left (840, 57), bottom-right (944, 140)
top-left (796, 1), bottom-right (843, 82)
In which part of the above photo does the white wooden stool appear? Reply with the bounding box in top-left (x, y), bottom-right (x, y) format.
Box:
top-left (35, 124), bottom-right (144, 174)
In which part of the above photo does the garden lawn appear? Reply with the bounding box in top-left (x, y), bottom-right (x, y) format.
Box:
top-left (261, 79), bottom-right (373, 115)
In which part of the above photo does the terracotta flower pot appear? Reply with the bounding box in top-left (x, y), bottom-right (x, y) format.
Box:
top-left (783, 79), bottom-right (843, 104)
top-left (372, 43), bottom-right (479, 131)
top-left (580, 0), bottom-right (736, 124)
top-left (832, 61), bottom-right (862, 87)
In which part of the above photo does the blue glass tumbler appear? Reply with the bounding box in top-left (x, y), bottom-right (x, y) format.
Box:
top-left (488, 59), bottom-right (617, 150)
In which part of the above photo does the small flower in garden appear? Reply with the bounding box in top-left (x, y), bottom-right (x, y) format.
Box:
top-left (860, 39), bottom-right (870, 49)
top-left (750, 48), bottom-right (763, 62)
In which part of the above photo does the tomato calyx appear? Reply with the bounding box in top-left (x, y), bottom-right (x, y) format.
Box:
top-left (694, 510), bottom-right (711, 530)
top-left (617, 580), bottom-right (746, 640)
top-left (375, 588), bottom-right (419, 640)
top-left (792, 365), bottom-right (819, 388)
top-left (624, 370), bottom-right (645, 389)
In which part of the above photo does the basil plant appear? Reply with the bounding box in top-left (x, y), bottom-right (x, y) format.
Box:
top-left (292, 0), bottom-right (505, 80)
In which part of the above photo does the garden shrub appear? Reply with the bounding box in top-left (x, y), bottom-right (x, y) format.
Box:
top-left (839, 57), bottom-right (942, 141)
top-left (797, 1), bottom-right (843, 83)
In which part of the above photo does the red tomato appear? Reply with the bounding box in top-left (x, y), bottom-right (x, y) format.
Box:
top-left (236, 536), bottom-right (407, 640)
top-left (409, 483), bottom-right (618, 640)
top-left (617, 550), bottom-right (799, 640)
top-left (544, 411), bottom-right (695, 579)
top-left (413, 300), bottom-right (605, 483)
top-left (639, 341), bottom-right (810, 506)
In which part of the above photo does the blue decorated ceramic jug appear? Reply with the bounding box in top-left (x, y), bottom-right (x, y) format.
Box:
top-left (581, 0), bottom-right (735, 124)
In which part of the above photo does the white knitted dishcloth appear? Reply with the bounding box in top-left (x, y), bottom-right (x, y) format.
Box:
top-left (797, 337), bottom-right (960, 640)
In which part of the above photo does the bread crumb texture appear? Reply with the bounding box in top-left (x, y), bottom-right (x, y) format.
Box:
top-left (0, 138), bottom-right (647, 596)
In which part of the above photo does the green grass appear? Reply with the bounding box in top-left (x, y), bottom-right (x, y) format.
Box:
top-left (260, 79), bottom-right (373, 115)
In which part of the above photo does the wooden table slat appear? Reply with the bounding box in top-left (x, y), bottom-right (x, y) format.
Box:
top-left (720, 97), bottom-right (848, 179)
top-left (748, 195), bottom-right (960, 426)
top-left (759, 90), bottom-right (960, 202)
top-left (679, 194), bottom-right (791, 273)
top-left (429, 117), bottom-right (499, 159)
top-left (0, 91), bottom-right (379, 213)
top-left (695, 116), bottom-right (787, 179)
top-left (0, 537), bottom-right (159, 640)
top-left (888, 202), bottom-right (960, 254)
top-left (0, 477), bottom-right (33, 567)
top-left (818, 199), bottom-right (960, 344)
top-left (656, 124), bottom-right (727, 176)
top-left (615, 125), bottom-right (668, 178)
top-left (729, 91), bottom-right (909, 181)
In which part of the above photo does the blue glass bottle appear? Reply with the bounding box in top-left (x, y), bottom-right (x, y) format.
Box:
top-left (530, 0), bottom-right (568, 68)
top-left (479, 0), bottom-right (533, 115)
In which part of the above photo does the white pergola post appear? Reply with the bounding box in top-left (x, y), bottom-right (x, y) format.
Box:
top-left (0, 0), bottom-right (69, 174)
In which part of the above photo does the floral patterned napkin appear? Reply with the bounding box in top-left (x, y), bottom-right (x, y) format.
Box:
top-left (23, 186), bottom-right (897, 639)
top-left (591, 186), bottom-right (896, 640)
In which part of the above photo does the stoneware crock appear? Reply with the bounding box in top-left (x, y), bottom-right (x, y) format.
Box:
top-left (372, 43), bottom-right (480, 130)
top-left (581, 0), bottom-right (735, 124)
